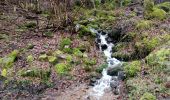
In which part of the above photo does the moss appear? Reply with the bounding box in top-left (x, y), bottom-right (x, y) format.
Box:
top-left (144, 0), bottom-right (154, 16)
top-left (156, 2), bottom-right (170, 12)
top-left (60, 38), bottom-right (72, 50)
top-left (136, 20), bottom-right (152, 30)
top-left (124, 61), bottom-right (141, 77)
top-left (39, 54), bottom-right (48, 61)
top-left (0, 50), bottom-right (19, 68)
top-left (73, 48), bottom-right (83, 57)
top-left (27, 55), bottom-right (34, 62)
top-left (135, 37), bottom-right (160, 56)
top-left (150, 7), bottom-right (166, 20)
top-left (140, 92), bottom-right (156, 100)
top-left (52, 50), bottom-right (63, 56)
top-left (21, 68), bottom-right (51, 81)
top-left (48, 56), bottom-right (57, 64)
top-left (66, 55), bottom-right (73, 63)
top-left (96, 64), bottom-right (108, 73)
top-left (27, 43), bottom-right (34, 49)
top-left (84, 58), bottom-right (97, 66)
top-left (55, 63), bottom-right (70, 75)
top-left (63, 48), bottom-right (73, 54)
top-left (146, 48), bottom-right (170, 68)
top-left (1, 68), bottom-right (7, 77)
top-left (43, 31), bottom-right (53, 37)
top-left (112, 51), bottom-right (133, 61)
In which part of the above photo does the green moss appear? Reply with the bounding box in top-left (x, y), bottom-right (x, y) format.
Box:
top-left (43, 31), bottom-right (53, 37)
top-left (66, 55), bottom-right (73, 63)
top-left (146, 48), bottom-right (170, 68)
top-left (124, 61), bottom-right (141, 77)
top-left (96, 64), bottom-right (108, 73)
top-left (140, 92), bottom-right (156, 100)
top-left (1, 68), bottom-right (7, 77)
top-left (52, 50), bottom-right (63, 56)
top-left (60, 38), bottom-right (72, 50)
top-left (0, 50), bottom-right (19, 68)
top-left (73, 48), bottom-right (83, 57)
top-left (144, 0), bottom-right (154, 15)
top-left (150, 7), bottom-right (166, 20)
top-left (39, 54), bottom-right (48, 61)
top-left (84, 58), bottom-right (97, 66)
top-left (21, 68), bottom-right (51, 81)
top-left (55, 63), bottom-right (70, 75)
top-left (156, 2), bottom-right (170, 12)
top-left (48, 56), bottom-right (57, 64)
top-left (63, 48), bottom-right (73, 54)
top-left (136, 20), bottom-right (152, 30)
top-left (135, 37), bottom-right (160, 55)
top-left (27, 55), bottom-right (34, 62)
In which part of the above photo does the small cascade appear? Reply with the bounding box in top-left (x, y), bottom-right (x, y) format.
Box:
top-left (87, 29), bottom-right (124, 99)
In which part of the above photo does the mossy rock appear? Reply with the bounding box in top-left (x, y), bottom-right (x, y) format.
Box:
top-left (63, 47), bottom-right (73, 54)
top-left (48, 56), bottom-right (57, 64)
top-left (1, 68), bottom-right (7, 77)
top-left (96, 63), bottom-right (108, 73)
top-left (156, 2), bottom-right (170, 12)
top-left (60, 38), bottom-right (72, 50)
top-left (21, 68), bottom-right (51, 81)
top-left (65, 55), bottom-right (73, 63)
top-left (54, 63), bottom-right (71, 75)
top-left (73, 48), bottom-right (83, 57)
top-left (39, 54), bottom-right (48, 61)
top-left (112, 51), bottom-right (134, 61)
top-left (0, 50), bottom-right (19, 68)
top-left (149, 7), bottom-right (166, 20)
top-left (140, 92), bottom-right (156, 100)
top-left (136, 20), bottom-right (152, 30)
top-left (84, 58), bottom-right (97, 66)
top-left (43, 31), bottom-right (53, 37)
top-left (135, 37), bottom-right (160, 57)
top-left (144, 0), bottom-right (154, 15)
top-left (146, 47), bottom-right (170, 72)
top-left (27, 55), bottom-right (34, 62)
top-left (52, 50), bottom-right (63, 56)
top-left (124, 60), bottom-right (141, 77)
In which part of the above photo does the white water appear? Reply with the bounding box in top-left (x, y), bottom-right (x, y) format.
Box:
top-left (88, 30), bottom-right (122, 99)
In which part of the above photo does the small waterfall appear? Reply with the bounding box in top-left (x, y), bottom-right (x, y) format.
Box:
top-left (87, 29), bottom-right (123, 99)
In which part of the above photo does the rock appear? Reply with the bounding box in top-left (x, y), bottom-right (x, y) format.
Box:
top-left (108, 27), bottom-right (122, 42)
top-left (107, 66), bottom-right (123, 76)
top-left (101, 44), bottom-right (108, 51)
top-left (118, 71), bottom-right (126, 81)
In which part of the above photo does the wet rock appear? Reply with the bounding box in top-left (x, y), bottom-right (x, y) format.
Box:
top-left (101, 44), bottom-right (108, 51)
top-left (101, 31), bottom-right (107, 35)
top-left (89, 77), bottom-right (97, 86)
top-left (118, 71), bottom-right (126, 81)
top-left (108, 27), bottom-right (122, 42)
top-left (107, 66), bottom-right (123, 76)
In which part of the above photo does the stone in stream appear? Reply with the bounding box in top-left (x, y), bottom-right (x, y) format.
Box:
top-left (101, 31), bottom-right (107, 35)
top-left (101, 44), bottom-right (108, 51)
top-left (118, 71), bottom-right (126, 81)
top-left (107, 66), bottom-right (123, 76)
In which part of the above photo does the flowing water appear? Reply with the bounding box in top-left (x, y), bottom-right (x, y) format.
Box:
top-left (87, 29), bottom-right (123, 99)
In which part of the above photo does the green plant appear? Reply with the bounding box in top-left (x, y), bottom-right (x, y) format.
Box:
top-left (73, 48), bottom-right (83, 57)
top-left (39, 54), bottom-right (48, 61)
top-left (140, 92), bottom-right (156, 100)
top-left (124, 61), bottom-right (141, 77)
top-left (48, 56), bottom-right (57, 64)
top-left (60, 38), bottom-right (72, 50)
top-left (55, 63), bottom-right (70, 75)
top-left (150, 7), bottom-right (166, 20)
top-left (27, 55), bottom-right (34, 62)
top-left (136, 20), bottom-right (152, 30)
